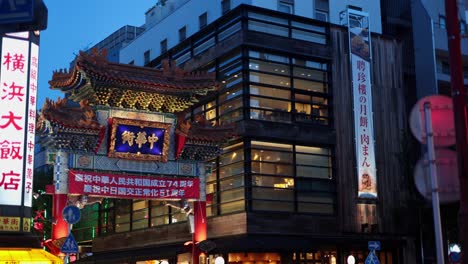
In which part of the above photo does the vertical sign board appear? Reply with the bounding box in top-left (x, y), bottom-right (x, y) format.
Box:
top-left (0, 32), bottom-right (38, 231)
top-left (347, 10), bottom-right (378, 199)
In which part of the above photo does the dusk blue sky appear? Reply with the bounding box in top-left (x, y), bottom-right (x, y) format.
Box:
top-left (38, 0), bottom-right (155, 108)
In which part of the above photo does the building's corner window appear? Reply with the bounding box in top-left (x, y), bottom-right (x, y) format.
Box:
top-left (199, 12), bottom-right (208, 29)
top-left (143, 50), bottom-right (150, 65)
top-left (160, 38), bottom-right (168, 54)
top-left (439, 15), bottom-right (446, 29)
top-left (179, 26), bottom-right (187, 42)
top-left (314, 0), bottom-right (329, 22)
top-left (460, 20), bottom-right (466, 34)
top-left (278, 0), bottom-right (294, 14)
top-left (221, 0), bottom-right (231, 15)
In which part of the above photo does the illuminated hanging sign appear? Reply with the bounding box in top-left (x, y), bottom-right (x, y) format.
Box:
top-left (108, 117), bottom-right (171, 162)
top-left (0, 33), bottom-right (38, 207)
top-left (68, 170), bottom-right (200, 200)
top-left (0, 216), bottom-right (30, 232)
top-left (347, 10), bottom-right (377, 199)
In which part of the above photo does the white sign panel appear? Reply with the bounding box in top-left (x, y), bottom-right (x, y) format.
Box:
top-left (347, 10), bottom-right (378, 199)
top-left (23, 42), bottom-right (38, 207)
top-left (0, 35), bottom-right (32, 206)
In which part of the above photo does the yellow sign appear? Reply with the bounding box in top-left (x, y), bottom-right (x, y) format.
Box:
top-left (0, 217), bottom-right (30, 232)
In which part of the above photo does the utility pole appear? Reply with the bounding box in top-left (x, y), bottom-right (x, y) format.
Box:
top-left (444, 0), bottom-right (468, 263)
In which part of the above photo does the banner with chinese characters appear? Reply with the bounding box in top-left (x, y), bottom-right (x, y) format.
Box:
top-left (108, 117), bottom-right (171, 162)
top-left (347, 10), bottom-right (377, 199)
top-left (0, 32), bottom-right (38, 207)
top-left (68, 170), bottom-right (200, 200)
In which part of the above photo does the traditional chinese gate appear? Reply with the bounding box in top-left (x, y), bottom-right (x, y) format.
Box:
top-left (36, 50), bottom-right (235, 263)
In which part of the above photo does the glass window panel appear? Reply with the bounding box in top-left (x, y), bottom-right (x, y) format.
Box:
top-left (251, 141), bottom-right (293, 151)
top-left (250, 85), bottom-right (290, 99)
top-left (219, 84), bottom-right (242, 103)
top-left (219, 162), bottom-right (244, 179)
top-left (249, 51), bottom-right (289, 64)
top-left (252, 162), bottom-right (293, 176)
top-left (252, 161), bottom-right (293, 175)
top-left (249, 59), bottom-right (290, 75)
top-left (115, 223), bottom-right (130, 232)
top-left (251, 149), bottom-right (293, 164)
top-left (291, 21), bottom-right (326, 33)
top-left (219, 21), bottom-right (241, 41)
top-left (298, 202), bottom-right (333, 214)
top-left (252, 187), bottom-right (294, 201)
top-left (132, 219), bottom-right (148, 230)
top-left (133, 200), bottom-right (148, 211)
top-left (151, 216), bottom-right (169, 226)
top-left (219, 97), bottom-right (243, 115)
top-left (221, 70), bottom-right (242, 90)
top-left (194, 37), bottom-right (215, 55)
top-left (248, 12), bottom-right (288, 25)
top-left (220, 188), bottom-right (244, 202)
top-left (293, 67), bottom-right (327, 82)
top-left (220, 175), bottom-right (244, 191)
top-left (207, 182), bottom-right (217, 194)
top-left (219, 52), bottom-right (241, 68)
top-left (293, 58), bottom-right (327, 70)
top-left (219, 148), bottom-right (244, 166)
top-left (296, 145), bottom-right (330, 155)
top-left (294, 78), bottom-right (327, 93)
top-left (292, 29), bottom-right (327, 44)
top-left (297, 165), bottom-right (330, 179)
top-left (206, 167), bottom-right (217, 182)
top-left (252, 176), bottom-right (294, 188)
top-left (296, 179), bottom-right (335, 192)
top-left (133, 209), bottom-right (148, 221)
top-left (248, 20), bottom-right (288, 37)
top-left (151, 201), bottom-right (168, 216)
top-left (219, 108), bottom-right (243, 125)
top-left (297, 192), bottom-right (334, 203)
top-left (252, 200), bottom-right (294, 212)
top-left (296, 153), bottom-right (330, 166)
top-left (250, 97), bottom-right (290, 111)
top-left (250, 72), bottom-right (290, 87)
top-left (171, 211), bottom-right (187, 223)
top-left (220, 200), bottom-right (245, 214)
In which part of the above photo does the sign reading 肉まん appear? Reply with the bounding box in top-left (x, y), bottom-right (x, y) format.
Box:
top-left (0, 32), bottom-right (38, 209)
top-left (68, 170), bottom-right (199, 200)
top-left (347, 10), bottom-right (378, 199)
top-left (108, 117), bottom-right (171, 162)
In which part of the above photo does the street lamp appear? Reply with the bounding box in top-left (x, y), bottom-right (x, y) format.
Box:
top-left (214, 256), bottom-right (225, 264)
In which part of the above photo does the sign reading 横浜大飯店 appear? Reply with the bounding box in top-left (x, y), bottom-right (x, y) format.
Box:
top-left (68, 170), bottom-right (200, 200)
top-left (0, 32), bottom-right (39, 208)
top-left (347, 10), bottom-right (377, 199)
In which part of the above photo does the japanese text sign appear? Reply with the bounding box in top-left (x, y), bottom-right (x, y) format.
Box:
top-left (347, 10), bottom-right (377, 199)
top-left (0, 34), bottom-right (38, 207)
top-left (68, 170), bottom-right (200, 200)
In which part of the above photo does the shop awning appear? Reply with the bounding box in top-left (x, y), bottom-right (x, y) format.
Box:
top-left (0, 248), bottom-right (62, 263)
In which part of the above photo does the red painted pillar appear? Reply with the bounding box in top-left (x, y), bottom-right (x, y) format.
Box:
top-left (444, 1), bottom-right (468, 263)
top-left (193, 201), bottom-right (207, 264)
top-left (52, 193), bottom-right (68, 240)
top-left (193, 162), bottom-right (207, 264)
top-left (51, 150), bottom-right (70, 242)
